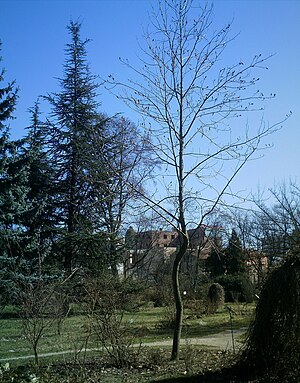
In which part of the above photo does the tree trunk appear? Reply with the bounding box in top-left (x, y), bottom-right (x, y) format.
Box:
top-left (33, 342), bottom-right (39, 366)
top-left (171, 234), bottom-right (188, 361)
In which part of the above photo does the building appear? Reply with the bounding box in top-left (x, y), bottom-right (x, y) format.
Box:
top-left (124, 225), bottom-right (268, 286)
top-left (124, 225), bottom-right (222, 279)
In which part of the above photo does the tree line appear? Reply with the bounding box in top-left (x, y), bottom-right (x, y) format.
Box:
top-left (0, 21), bottom-right (153, 306)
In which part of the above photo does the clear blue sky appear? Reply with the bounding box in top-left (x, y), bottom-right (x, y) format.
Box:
top-left (1, 0), bottom-right (299, 200)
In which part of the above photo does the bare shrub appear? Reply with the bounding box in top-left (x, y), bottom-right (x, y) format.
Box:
top-left (18, 279), bottom-right (58, 365)
top-left (18, 270), bottom-right (79, 365)
top-left (84, 275), bottom-right (142, 368)
top-left (156, 303), bottom-right (176, 329)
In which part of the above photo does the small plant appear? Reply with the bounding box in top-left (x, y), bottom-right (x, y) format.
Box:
top-left (225, 305), bottom-right (236, 354)
top-left (156, 303), bottom-right (176, 329)
top-left (0, 362), bottom-right (10, 378)
top-left (18, 270), bottom-right (79, 365)
top-left (182, 342), bottom-right (198, 376)
top-left (144, 348), bottom-right (167, 368)
top-left (0, 363), bottom-right (40, 383)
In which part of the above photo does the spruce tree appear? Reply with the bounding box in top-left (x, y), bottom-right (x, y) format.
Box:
top-left (43, 22), bottom-right (152, 276)
top-left (44, 21), bottom-right (102, 272)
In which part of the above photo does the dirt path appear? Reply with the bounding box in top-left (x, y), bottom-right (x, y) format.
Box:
top-left (0, 328), bottom-right (246, 362)
top-left (144, 327), bottom-right (246, 350)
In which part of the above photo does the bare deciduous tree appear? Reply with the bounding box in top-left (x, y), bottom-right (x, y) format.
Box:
top-left (254, 181), bottom-right (300, 261)
top-left (107, 0), bottom-right (286, 360)
top-left (85, 115), bottom-right (154, 275)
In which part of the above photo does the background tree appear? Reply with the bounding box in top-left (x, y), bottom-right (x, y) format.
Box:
top-left (85, 115), bottom-right (153, 276)
top-left (254, 181), bottom-right (300, 264)
top-left (225, 229), bottom-right (246, 274)
top-left (21, 101), bottom-right (57, 276)
top-left (216, 229), bottom-right (254, 302)
top-left (229, 181), bottom-right (300, 271)
top-left (227, 209), bottom-right (266, 287)
top-left (108, 0), bottom-right (283, 360)
top-left (206, 240), bottom-right (226, 278)
top-left (43, 21), bottom-right (151, 277)
top-left (0, 43), bottom-right (32, 305)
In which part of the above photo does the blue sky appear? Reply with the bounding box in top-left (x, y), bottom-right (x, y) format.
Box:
top-left (1, 0), bottom-right (299, 202)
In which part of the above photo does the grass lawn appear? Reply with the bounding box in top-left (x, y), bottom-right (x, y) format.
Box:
top-left (2, 302), bottom-right (281, 383)
top-left (0, 302), bottom-right (255, 364)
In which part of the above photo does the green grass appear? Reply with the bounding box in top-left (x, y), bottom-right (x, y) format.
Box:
top-left (0, 303), bottom-right (255, 364)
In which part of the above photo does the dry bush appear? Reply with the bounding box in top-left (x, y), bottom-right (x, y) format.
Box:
top-left (156, 303), bottom-right (176, 329)
top-left (84, 275), bottom-right (142, 368)
top-left (18, 280), bottom-right (67, 365)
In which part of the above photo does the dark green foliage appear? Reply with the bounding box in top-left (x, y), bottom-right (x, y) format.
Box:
top-left (41, 22), bottom-right (148, 276)
top-left (0, 44), bottom-right (33, 304)
top-left (21, 101), bottom-right (57, 274)
top-left (216, 273), bottom-right (254, 303)
top-left (125, 226), bottom-right (137, 249)
top-left (239, 253), bottom-right (300, 381)
top-left (1, 22), bottom-right (153, 289)
top-left (213, 230), bottom-right (254, 303)
top-left (225, 229), bottom-right (246, 274)
top-left (206, 245), bottom-right (226, 277)
top-left (0, 53), bottom-right (17, 125)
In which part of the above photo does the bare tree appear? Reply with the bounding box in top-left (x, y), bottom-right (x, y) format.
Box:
top-left (254, 180), bottom-right (300, 262)
top-left (107, 0), bottom-right (286, 360)
top-left (85, 115), bottom-right (154, 275)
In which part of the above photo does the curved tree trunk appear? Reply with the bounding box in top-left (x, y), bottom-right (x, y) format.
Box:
top-left (171, 233), bottom-right (188, 361)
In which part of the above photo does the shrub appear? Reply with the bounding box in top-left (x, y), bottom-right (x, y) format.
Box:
top-left (156, 303), bottom-right (176, 329)
top-left (145, 286), bottom-right (172, 307)
top-left (84, 275), bottom-right (143, 368)
top-left (216, 273), bottom-right (254, 303)
top-left (206, 283), bottom-right (225, 313)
